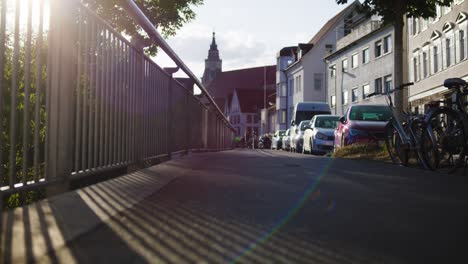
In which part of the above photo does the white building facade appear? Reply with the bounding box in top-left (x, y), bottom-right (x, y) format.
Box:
top-left (325, 18), bottom-right (395, 116)
top-left (407, 1), bottom-right (468, 113)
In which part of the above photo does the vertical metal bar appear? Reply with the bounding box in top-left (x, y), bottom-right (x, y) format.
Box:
top-left (82, 11), bottom-right (90, 171)
top-left (21, 0), bottom-right (33, 184)
top-left (74, 9), bottom-right (83, 172)
top-left (123, 44), bottom-right (128, 162)
top-left (129, 46), bottom-right (134, 162)
top-left (109, 34), bottom-right (115, 165)
top-left (33, 0), bottom-right (44, 182)
top-left (94, 23), bottom-right (102, 169)
top-left (99, 29), bottom-right (106, 167)
top-left (104, 31), bottom-right (111, 166)
top-left (0, 0), bottom-right (6, 182)
top-left (117, 39), bottom-right (122, 164)
top-left (9, 0), bottom-right (21, 187)
top-left (46, 0), bottom-right (78, 194)
top-left (88, 18), bottom-right (96, 169)
top-left (151, 66), bottom-right (155, 156)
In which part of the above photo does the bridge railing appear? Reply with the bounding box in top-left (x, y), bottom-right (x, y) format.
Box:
top-left (0, 0), bottom-right (235, 198)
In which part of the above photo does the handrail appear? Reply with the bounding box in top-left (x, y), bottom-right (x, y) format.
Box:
top-left (120, 0), bottom-right (234, 131)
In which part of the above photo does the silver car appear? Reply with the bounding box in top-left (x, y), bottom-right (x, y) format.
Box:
top-left (271, 130), bottom-right (285, 150)
top-left (283, 129), bottom-right (291, 151)
top-left (303, 115), bottom-right (340, 154)
top-left (291, 120), bottom-right (310, 153)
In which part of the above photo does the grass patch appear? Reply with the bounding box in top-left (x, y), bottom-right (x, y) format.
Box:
top-left (332, 143), bottom-right (391, 162)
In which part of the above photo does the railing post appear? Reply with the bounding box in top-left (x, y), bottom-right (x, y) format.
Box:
top-left (46, 0), bottom-right (79, 196)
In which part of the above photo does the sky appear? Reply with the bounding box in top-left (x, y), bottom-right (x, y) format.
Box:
top-left (153, 0), bottom-right (353, 78)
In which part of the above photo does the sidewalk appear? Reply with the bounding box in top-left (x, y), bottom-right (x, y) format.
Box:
top-left (0, 158), bottom-right (190, 264)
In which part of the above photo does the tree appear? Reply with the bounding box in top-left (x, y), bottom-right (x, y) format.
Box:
top-left (336, 0), bottom-right (453, 111)
top-left (84, 0), bottom-right (204, 55)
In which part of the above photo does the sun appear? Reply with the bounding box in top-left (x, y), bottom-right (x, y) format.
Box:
top-left (7, 0), bottom-right (50, 32)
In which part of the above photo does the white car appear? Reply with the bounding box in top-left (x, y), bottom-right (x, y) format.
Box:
top-left (303, 115), bottom-right (340, 154)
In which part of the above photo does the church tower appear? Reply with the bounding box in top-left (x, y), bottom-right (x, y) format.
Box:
top-left (202, 32), bottom-right (222, 86)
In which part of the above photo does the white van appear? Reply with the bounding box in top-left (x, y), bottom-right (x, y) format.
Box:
top-left (290, 102), bottom-right (331, 152)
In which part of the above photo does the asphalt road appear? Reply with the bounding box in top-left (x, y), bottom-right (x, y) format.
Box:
top-left (61, 149), bottom-right (468, 264)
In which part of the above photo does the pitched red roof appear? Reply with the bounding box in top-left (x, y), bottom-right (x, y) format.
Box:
top-left (236, 89), bottom-right (275, 113)
top-left (206, 65), bottom-right (276, 100)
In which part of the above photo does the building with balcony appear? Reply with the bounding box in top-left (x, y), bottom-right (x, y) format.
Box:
top-left (407, 1), bottom-right (468, 114)
top-left (325, 17), bottom-right (395, 116)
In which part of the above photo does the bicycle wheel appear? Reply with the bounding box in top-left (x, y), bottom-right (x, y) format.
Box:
top-left (385, 122), bottom-right (409, 166)
top-left (410, 118), bottom-right (430, 170)
top-left (422, 109), bottom-right (466, 173)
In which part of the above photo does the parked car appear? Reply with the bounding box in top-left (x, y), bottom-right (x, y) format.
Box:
top-left (258, 135), bottom-right (272, 149)
top-left (271, 130), bottom-right (285, 150)
top-left (283, 129), bottom-right (291, 151)
top-left (334, 105), bottom-right (391, 150)
top-left (290, 102), bottom-right (331, 151)
top-left (291, 120), bottom-right (311, 153)
top-left (303, 115), bottom-right (340, 154)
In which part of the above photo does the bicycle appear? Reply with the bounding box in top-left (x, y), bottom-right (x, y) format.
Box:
top-left (420, 78), bottom-right (468, 174)
top-left (367, 82), bottom-right (429, 169)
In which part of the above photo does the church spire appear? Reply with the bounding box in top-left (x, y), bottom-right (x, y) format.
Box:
top-left (202, 31), bottom-right (222, 86)
top-left (211, 32), bottom-right (217, 48)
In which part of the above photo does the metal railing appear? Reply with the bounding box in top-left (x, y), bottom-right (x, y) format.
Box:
top-left (0, 0), bottom-right (235, 197)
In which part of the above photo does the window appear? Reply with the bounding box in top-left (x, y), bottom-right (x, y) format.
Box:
top-left (384, 75), bottom-right (392, 93)
top-left (331, 95), bottom-right (336, 108)
top-left (446, 38), bottom-right (452, 67)
top-left (383, 35), bottom-right (392, 53)
top-left (352, 88), bottom-right (358, 102)
top-left (247, 115), bottom-right (252, 123)
top-left (342, 58), bottom-right (348, 72)
top-left (362, 48), bottom-right (370, 64)
top-left (433, 46), bottom-right (439, 73)
top-left (422, 51), bottom-right (429, 78)
top-left (412, 18), bottom-right (419, 35)
top-left (362, 84), bottom-right (370, 99)
top-left (295, 75), bottom-right (302, 93)
top-left (375, 77), bottom-right (383, 93)
top-left (254, 115), bottom-right (259, 123)
top-left (413, 56), bottom-right (419, 81)
top-left (314, 73), bottom-right (322, 90)
top-left (281, 110), bottom-right (287, 123)
top-left (375, 40), bottom-right (383, 57)
top-left (342, 90), bottom-right (348, 105)
top-left (351, 53), bottom-right (358, 68)
top-left (460, 30), bottom-right (466, 61)
top-left (330, 65), bottom-right (336, 78)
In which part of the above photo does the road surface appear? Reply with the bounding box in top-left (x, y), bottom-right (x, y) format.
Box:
top-left (10, 149), bottom-right (468, 263)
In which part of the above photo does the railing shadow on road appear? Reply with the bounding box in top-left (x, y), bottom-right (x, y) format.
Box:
top-left (80, 175), bottom-right (372, 264)
top-left (0, 169), bottom-right (174, 263)
top-left (2, 158), bottom-right (384, 263)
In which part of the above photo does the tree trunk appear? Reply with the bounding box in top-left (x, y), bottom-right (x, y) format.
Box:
top-left (394, 0), bottom-right (405, 112)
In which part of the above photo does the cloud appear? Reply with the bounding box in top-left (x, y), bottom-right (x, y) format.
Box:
top-left (153, 23), bottom-right (276, 78)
